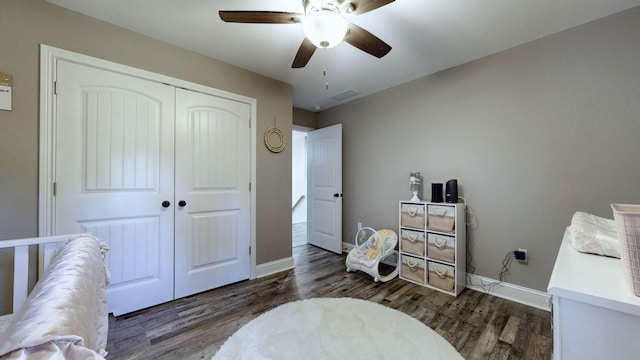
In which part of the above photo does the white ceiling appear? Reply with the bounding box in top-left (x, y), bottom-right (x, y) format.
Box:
top-left (47, 0), bottom-right (640, 112)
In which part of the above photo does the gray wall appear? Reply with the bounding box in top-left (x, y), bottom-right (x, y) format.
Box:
top-left (293, 107), bottom-right (318, 129)
top-left (318, 7), bottom-right (640, 291)
top-left (0, 0), bottom-right (292, 312)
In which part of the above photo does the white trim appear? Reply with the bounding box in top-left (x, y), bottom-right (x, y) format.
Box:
top-left (250, 102), bottom-right (257, 280)
top-left (292, 124), bottom-right (314, 133)
top-left (39, 46), bottom-right (57, 237)
top-left (466, 273), bottom-right (552, 311)
top-left (256, 257), bottom-right (295, 278)
top-left (38, 44), bottom-right (258, 278)
top-left (0, 233), bottom-right (88, 249)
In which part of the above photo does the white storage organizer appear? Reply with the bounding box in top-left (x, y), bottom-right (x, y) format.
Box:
top-left (399, 201), bottom-right (466, 296)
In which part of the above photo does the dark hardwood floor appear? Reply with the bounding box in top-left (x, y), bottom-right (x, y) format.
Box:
top-left (292, 222), bottom-right (307, 248)
top-left (106, 245), bottom-right (552, 359)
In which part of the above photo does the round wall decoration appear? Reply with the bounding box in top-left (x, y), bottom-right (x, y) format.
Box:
top-left (264, 122), bottom-right (286, 153)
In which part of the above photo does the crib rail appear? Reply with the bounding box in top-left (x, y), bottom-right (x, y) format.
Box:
top-left (0, 233), bottom-right (89, 313)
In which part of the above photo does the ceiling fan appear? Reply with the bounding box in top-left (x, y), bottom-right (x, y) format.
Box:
top-left (219, 0), bottom-right (394, 68)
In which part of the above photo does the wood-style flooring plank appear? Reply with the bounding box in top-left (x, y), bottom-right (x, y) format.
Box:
top-left (106, 244), bottom-right (551, 359)
top-left (524, 333), bottom-right (552, 360)
top-left (499, 315), bottom-right (522, 345)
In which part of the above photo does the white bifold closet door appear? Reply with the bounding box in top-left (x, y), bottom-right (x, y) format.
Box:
top-left (54, 60), bottom-right (250, 315)
top-left (174, 88), bottom-right (251, 299)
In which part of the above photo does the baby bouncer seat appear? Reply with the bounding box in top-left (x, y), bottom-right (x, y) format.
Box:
top-left (346, 227), bottom-right (399, 282)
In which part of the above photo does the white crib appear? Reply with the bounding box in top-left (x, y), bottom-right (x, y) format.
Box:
top-left (0, 234), bottom-right (109, 359)
top-left (0, 234), bottom-right (81, 315)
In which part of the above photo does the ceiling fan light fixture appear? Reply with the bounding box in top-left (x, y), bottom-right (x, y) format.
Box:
top-left (303, 10), bottom-right (348, 48)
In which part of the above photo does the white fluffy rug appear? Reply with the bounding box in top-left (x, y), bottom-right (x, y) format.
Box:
top-left (213, 297), bottom-right (463, 360)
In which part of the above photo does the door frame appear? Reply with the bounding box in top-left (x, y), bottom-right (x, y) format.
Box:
top-left (38, 44), bottom-right (258, 279)
top-left (292, 125), bottom-right (313, 248)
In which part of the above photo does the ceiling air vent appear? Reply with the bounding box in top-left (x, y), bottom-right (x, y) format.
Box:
top-left (331, 89), bottom-right (359, 101)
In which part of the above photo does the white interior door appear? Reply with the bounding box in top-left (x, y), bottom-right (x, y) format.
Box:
top-left (307, 124), bottom-right (343, 254)
top-left (174, 88), bottom-right (251, 298)
top-left (55, 60), bottom-right (175, 316)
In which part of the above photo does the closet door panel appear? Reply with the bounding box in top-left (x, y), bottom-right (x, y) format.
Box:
top-left (190, 211), bottom-right (238, 266)
top-left (174, 88), bottom-right (251, 298)
top-left (55, 60), bottom-right (175, 316)
top-left (191, 109), bottom-right (239, 189)
top-left (81, 218), bottom-right (160, 284)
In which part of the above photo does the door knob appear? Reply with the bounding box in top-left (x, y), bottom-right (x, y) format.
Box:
top-left (178, 200), bottom-right (187, 207)
top-left (162, 200), bottom-right (170, 208)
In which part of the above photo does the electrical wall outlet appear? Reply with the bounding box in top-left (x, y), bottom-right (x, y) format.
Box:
top-left (357, 222), bottom-right (362, 230)
top-left (516, 248), bottom-right (528, 263)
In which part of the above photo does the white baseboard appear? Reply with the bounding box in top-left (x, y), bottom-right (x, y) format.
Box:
top-left (466, 273), bottom-right (551, 311)
top-left (256, 257), bottom-right (294, 278)
top-left (342, 241), bottom-right (355, 253)
top-left (346, 242), bottom-right (550, 310)
top-left (258, 246), bottom-right (550, 311)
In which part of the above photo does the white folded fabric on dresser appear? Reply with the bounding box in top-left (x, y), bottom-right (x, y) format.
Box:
top-left (566, 211), bottom-right (620, 258)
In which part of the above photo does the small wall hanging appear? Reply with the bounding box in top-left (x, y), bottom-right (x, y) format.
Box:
top-left (264, 117), bottom-right (286, 153)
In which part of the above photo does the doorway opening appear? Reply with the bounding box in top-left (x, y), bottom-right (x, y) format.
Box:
top-left (292, 128), bottom-right (309, 248)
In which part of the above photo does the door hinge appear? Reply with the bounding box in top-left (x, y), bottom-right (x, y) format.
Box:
top-left (249, 118), bottom-right (251, 128)
top-left (54, 81), bottom-right (57, 95)
top-left (249, 182), bottom-right (251, 192)
top-left (53, 182), bottom-right (56, 196)
top-left (249, 246), bottom-right (252, 255)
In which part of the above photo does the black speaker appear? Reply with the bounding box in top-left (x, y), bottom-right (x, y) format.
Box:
top-left (445, 179), bottom-right (458, 203)
top-left (431, 183), bottom-right (443, 202)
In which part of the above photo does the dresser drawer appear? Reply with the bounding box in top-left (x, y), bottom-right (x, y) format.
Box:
top-left (400, 229), bottom-right (426, 257)
top-left (427, 233), bottom-right (455, 263)
top-left (400, 203), bottom-right (426, 229)
top-left (427, 261), bottom-right (455, 292)
top-left (401, 255), bottom-right (426, 285)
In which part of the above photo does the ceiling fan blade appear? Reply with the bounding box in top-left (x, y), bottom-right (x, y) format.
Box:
top-left (219, 11), bottom-right (304, 24)
top-left (349, 0), bottom-right (395, 16)
top-left (292, 38), bottom-right (317, 68)
top-left (344, 23), bottom-right (391, 58)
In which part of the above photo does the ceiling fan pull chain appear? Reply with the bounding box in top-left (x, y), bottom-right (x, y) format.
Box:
top-left (323, 47), bottom-right (329, 91)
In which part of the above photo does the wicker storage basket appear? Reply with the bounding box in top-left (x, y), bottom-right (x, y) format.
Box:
top-left (611, 204), bottom-right (640, 296)
top-left (427, 261), bottom-right (455, 292)
top-left (427, 233), bottom-right (455, 263)
top-left (427, 205), bottom-right (455, 233)
top-left (401, 255), bottom-right (426, 285)
top-left (400, 229), bottom-right (425, 256)
top-left (401, 203), bottom-right (426, 229)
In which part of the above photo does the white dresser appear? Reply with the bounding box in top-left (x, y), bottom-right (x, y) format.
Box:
top-left (547, 233), bottom-right (640, 360)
